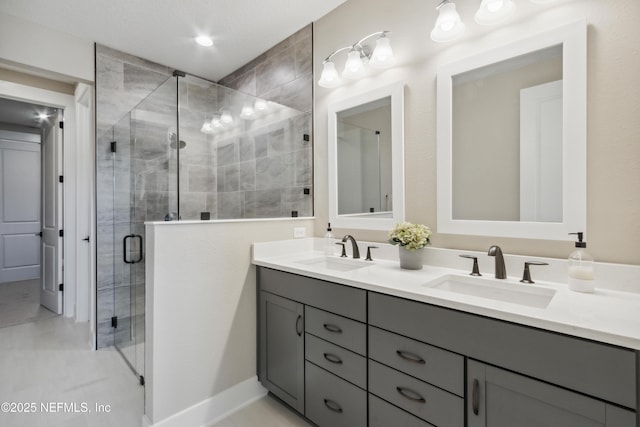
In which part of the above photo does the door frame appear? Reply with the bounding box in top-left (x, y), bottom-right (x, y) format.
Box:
top-left (0, 80), bottom-right (95, 332)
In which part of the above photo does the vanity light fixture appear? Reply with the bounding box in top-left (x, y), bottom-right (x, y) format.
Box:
top-left (318, 31), bottom-right (396, 88)
top-left (431, 0), bottom-right (466, 43)
top-left (240, 103), bottom-right (256, 120)
top-left (474, 0), bottom-right (515, 25)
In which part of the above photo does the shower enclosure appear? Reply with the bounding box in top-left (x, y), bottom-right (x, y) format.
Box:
top-left (97, 73), bottom-right (312, 382)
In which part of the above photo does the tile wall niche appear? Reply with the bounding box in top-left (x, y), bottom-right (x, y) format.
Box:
top-left (94, 24), bottom-right (314, 349)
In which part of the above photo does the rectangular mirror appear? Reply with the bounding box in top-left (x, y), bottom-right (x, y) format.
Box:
top-left (437, 20), bottom-right (586, 240)
top-left (329, 82), bottom-right (404, 230)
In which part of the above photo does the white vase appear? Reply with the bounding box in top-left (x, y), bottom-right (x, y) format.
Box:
top-left (399, 247), bottom-right (424, 270)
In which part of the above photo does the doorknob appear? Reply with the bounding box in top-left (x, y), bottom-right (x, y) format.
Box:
top-left (82, 236), bottom-right (90, 242)
top-left (36, 232), bottom-right (43, 237)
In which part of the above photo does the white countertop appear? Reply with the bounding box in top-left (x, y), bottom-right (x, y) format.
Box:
top-left (252, 238), bottom-right (640, 351)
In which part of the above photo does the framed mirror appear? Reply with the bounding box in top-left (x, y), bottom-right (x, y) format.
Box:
top-left (436, 20), bottom-right (586, 240)
top-left (328, 81), bottom-right (404, 230)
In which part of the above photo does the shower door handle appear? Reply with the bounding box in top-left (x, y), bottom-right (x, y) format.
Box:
top-left (133, 234), bottom-right (143, 263)
top-left (123, 234), bottom-right (144, 264)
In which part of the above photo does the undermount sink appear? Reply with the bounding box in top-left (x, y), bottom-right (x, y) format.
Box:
top-left (295, 256), bottom-right (371, 272)
top-left (424, 274), bottom-right (556, 309)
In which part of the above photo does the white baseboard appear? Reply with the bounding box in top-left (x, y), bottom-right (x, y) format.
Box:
top-left (144, 376), bottom-right (268, 427)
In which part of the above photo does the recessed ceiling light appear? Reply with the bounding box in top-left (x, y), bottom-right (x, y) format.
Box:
top-left (195, 35), bottom-right (214, 47)
top-left (37, 112), bottom-right (48, 121)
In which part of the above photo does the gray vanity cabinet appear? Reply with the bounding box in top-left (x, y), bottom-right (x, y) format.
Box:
top-left (467, 360), bottom-right (636, 427)
top-left (257, 267), bottom-right (367, 425)
top-left (258, 267), bottom-right (638, 427)
top-left (259, 291), bottom-right (305, 413)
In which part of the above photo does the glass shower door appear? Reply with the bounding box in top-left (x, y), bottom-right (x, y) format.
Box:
top-left (113, 76), bottom-right (178, 382)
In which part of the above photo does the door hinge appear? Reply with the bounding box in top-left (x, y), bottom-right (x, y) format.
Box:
top-left (111, 316), bottom-right (118, 328)
top-left (110, 141), bottom-right (117, 153)
top-left (59, 175), bottom-right (64, 183)
top-left (59, 121), bottom-right (64, 129)
top-left (303, 134), bottom-right (310, 142)
top-left (59, 229), bottom-right (64, 237)
top-left (139, 375), bottom-right (145, 386)
top-left (58, 283), bottom-right (63, 292)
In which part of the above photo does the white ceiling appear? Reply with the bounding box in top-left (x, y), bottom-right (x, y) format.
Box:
top-left (0, 0), bottom-right (348, 82)
top-left (0, 97), bottom-right (57, 129)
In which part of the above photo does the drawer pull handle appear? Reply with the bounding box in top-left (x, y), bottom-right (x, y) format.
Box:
top-left (323, 323), bottom-right (343, 333)
top-left (472, 379), bottom-right (480, 415)
top-left (396, 350), bottom-right (426, 364)
top-left (295, 315), bottom-right (302, 337)
top-left (323, 398), bottom-right (343, 413)
top-left (396, 386), bottom-right (426, 403)
top-left (323, 353), bottom-right (343, 364)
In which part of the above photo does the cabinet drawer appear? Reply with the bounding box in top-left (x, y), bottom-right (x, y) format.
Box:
top-left (258, 267), bottom-right (366, 321)
top-left (369, 326), bottom-right (464, 396)
top-left (369, 394), bottom-right (435, 427)
top-left (305, 361), bottom-right (367, 427)
top-left (369, 292), bottom-right (637, 409)
top-left (369, 360), bottom-right (464, 427)
top-left (306, 306), bottom-right (366, 355)
top-left (306, 333), bottom-right (366, 389)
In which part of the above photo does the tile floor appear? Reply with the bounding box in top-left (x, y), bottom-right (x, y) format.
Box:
top-left (0, 280), bottom-right (57, 328)
top-left (0, 316), bottom-right (144, 427)
top-left (0, 295), bottom-right (309, 427)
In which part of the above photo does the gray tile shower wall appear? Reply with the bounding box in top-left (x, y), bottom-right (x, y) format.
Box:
top-left (94, 24), bottom-right (314, 349)
top-left (217, 24), bottom-right (313, 114)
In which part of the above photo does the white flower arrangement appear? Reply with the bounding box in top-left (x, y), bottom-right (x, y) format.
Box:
top-left (388, 222), bottom-right (432, 251)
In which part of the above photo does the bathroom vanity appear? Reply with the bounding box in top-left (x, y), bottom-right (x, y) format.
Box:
top-left (253, 239), bottom-right (640, 427)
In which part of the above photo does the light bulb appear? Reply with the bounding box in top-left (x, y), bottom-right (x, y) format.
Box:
top-left (195, 35), bottom-right (213, 47)
top-left (240, 104), bottom-right (256, 120)
top-left (369, 36), bottom-right (396, 69)
top-left (431, 2), bottom-right (466, 43)
top-left (201, 122), bottom-right (214, 134)
top-left (342, 50), bottom-right (365, 79)
top-left (475, 0), bottom-right (515, 25)
top-left (211, 117), bottom-right (223, 130)
top-left (318, 61), bottom-right (342, 88)
top-left (220, 110), bottom-right (233, 125)
top-left (254, 99), bottom-right (268, 112)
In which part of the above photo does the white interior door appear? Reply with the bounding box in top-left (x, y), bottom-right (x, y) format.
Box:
top-left (0, 132), bottom-right (41, 283)
top-left (520, 80), bottom-right (563, 222)
top-left (40, 111), bottom-right (63, 314)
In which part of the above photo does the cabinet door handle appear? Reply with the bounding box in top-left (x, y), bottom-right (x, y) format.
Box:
top-left (472, 379), bottom-right (480, 415)
top-left (323, 398), bottom-right (343, 413)
top-left (295, 315), bottom-right (302, 336)
top-left (396, 350), bottom-right (426, 364)
top-left (323, 353), bottom-right (343, 364)
top-left (396, 386), bottom-right (426, 403)
top-left (323, 323), bottom-right (342, 333)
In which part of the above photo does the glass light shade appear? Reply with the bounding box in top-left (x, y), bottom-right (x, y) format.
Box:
top-left (342, 50), bottom-right (366, 79)
top-left (254, 99), bottom-right (268, 112)
top-left (369, 36), bottom-right (396, 69)
top-left (240, 104), bottom-right (255, 120)
top-left (211, 116), bottom-right (223, 129)
top-left (475, 0), bottom-right (515, 25)
top-left (220, 110), bottom-right (233, 125)
top-left (318, 61), bottom-right (342, 88)
top-left (431, 2), bottom-right (466, 43)
top-left (201, 122), bottom-right (214, 134)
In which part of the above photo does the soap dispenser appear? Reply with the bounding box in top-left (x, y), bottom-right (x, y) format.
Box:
top-left (568, 232), bottom-right (595, 293)
top-left (324, 223), bottom-right (336, 256)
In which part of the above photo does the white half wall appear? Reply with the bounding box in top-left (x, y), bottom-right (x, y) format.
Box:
top-left (145, 218), bottom-right (314, 425)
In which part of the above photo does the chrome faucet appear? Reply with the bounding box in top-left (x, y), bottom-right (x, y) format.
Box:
top-left (341, 235), bottom-right (360, 259)
top-left (487, 245), bottom-right (507, 279)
